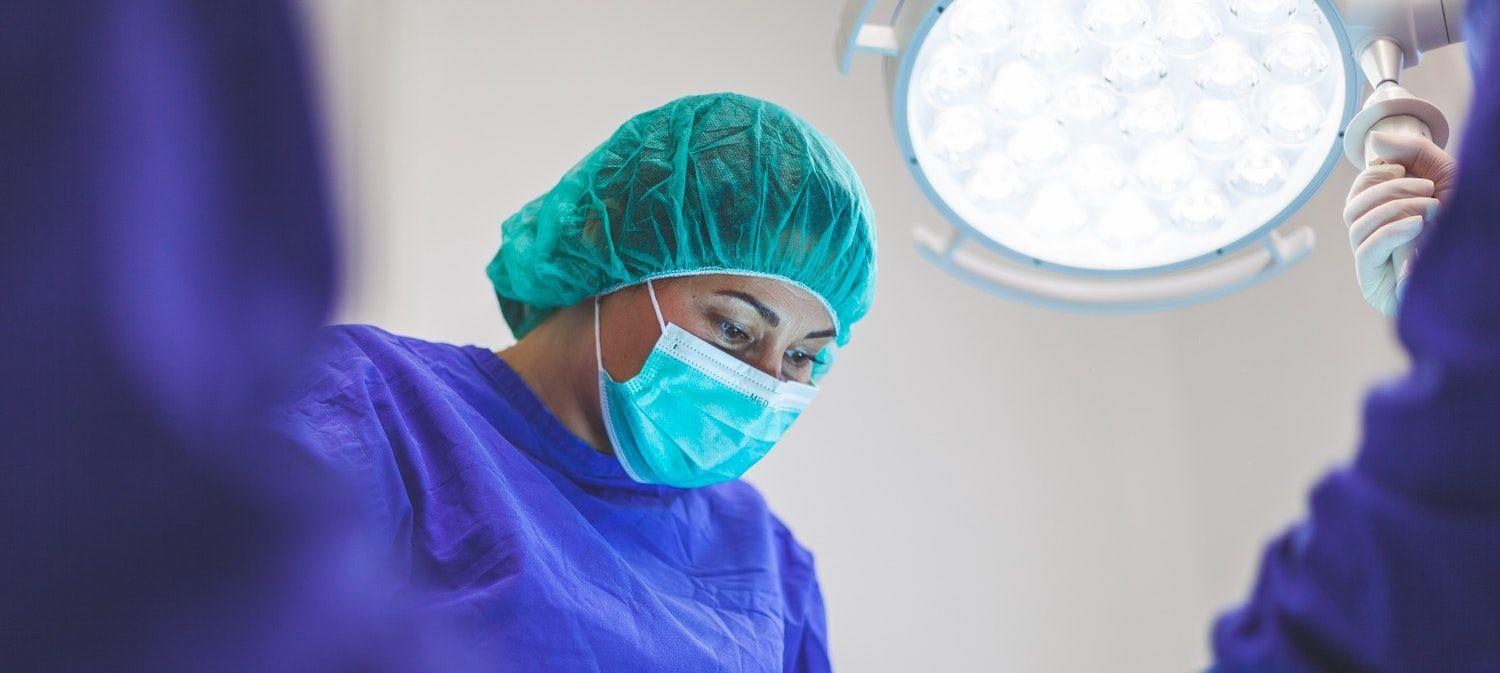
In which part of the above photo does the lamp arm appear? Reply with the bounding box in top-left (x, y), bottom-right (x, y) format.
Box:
top-left (914, 223), bottom-right (1316, 314)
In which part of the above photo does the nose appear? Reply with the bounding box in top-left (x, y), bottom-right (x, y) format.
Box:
top-left (748, 349), bottom-right (783, 381)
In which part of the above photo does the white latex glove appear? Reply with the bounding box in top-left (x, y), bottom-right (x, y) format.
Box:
top-left (1342, 131), bottom-right (1460, 316)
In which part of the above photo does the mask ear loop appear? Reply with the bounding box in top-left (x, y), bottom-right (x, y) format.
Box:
top-left (645, 279), bottom-right (666, 331)
top-left (593, 296), bottom-right (605, 373)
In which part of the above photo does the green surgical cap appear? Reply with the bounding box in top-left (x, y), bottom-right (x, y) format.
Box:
top-left (487, 92), bottom-right (877, 353)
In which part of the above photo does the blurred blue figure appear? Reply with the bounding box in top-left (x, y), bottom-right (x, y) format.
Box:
top-left (0, 3), bottom-right (463, 672)
top-left (1212, 1), bottom-right (1500, 670)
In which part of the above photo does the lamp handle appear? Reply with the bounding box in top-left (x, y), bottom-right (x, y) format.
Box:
top-left (1364, 114), bottom-right (1436, 281)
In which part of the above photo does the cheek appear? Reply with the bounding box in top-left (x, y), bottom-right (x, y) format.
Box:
top-left (601, 334), bottom-right (652, 381)
top-left (599, 301), bottom-right (663, 382)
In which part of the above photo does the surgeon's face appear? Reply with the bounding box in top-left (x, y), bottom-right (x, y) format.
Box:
top-left (598, 274), bottom-right (836, 385)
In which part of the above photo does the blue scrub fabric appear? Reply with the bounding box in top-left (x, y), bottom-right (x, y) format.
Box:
top-left (1210, 3), bottom-right (1500, 671)
top-left (274, 324), bottom-right (831, 673)
top-left (1, 3), bottom-right (467, 672)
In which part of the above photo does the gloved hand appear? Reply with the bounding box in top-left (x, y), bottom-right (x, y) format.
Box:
top-left (1342, 131), bottom-right (1460, 316)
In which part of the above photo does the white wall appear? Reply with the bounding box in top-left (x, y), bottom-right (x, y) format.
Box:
top-left (304, 2), bottom-right (1473, 671)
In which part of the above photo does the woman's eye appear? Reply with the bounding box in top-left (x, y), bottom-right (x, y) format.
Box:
top-left (717, 320), bottom-right (750, 344)
top-left (785, 350), bottom-right (817, 370)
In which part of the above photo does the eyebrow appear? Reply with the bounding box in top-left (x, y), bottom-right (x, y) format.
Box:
top-left (715, 290), bottom-right (836, 340)
top-left (716, 290), bottom-right (779, 326)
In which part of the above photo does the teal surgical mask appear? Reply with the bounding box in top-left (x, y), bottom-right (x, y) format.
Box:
top-left (594, 280), bottom-right (817, 488)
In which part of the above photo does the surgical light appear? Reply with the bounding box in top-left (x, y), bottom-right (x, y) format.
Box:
top-left (836, 0), bottom-right (1466, 313)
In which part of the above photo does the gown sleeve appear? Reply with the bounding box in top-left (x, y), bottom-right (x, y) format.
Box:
top-left (785, 579), bottom-right (832, 673)
top-left (269, 327), bottom-right (420, 575)
top-left (1209, 16), bottom-right (1500, 673)
top-left (773, 520), bottom-right (833, 673)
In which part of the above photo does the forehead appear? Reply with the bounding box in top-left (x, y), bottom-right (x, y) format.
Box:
top-left (671, 274), bottom-right (834, 329)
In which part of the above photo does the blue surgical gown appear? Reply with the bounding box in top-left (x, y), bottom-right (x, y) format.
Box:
top-left (275, 324), bottom-right (830, 673)
top-left (1, 3), bottom-right (467, 672)
top-left (1211, 2), bottom-right (1500, 670)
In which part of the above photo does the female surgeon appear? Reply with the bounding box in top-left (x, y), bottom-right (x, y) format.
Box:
top-left (275, 92), bottom-right (875, 673)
